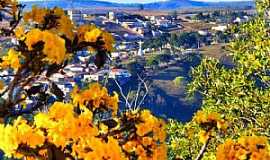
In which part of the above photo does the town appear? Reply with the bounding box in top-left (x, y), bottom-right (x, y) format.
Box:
top-left (0, 5), bottom-right (255, 119)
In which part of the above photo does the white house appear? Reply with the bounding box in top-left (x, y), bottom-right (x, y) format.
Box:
top-left (212, 25), bottom-right (227, 32)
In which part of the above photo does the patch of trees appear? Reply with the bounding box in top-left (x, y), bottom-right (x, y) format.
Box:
top-left (170, 32), bottom-right (200, 49)
top-left (146, 53), bottom-right (172, 67)
top-left (142, 34), bottom-right (169, 50)
top-left (192, 10), bottom-right (250, 23)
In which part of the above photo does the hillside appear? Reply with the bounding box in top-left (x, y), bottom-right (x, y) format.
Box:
top-left (21, 0), bottom-right (255, 10)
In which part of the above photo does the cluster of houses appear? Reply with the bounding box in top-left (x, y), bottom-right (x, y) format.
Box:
top-left (0, 50), bottom-right (132, 98)
top-left (66, 9), bottom-right (254, 57)
top-left (46, 50), bottom-right (132, 94)
top-left (67, 9), bottom-right (183, 57)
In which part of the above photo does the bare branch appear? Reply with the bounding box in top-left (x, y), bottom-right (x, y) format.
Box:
top-left (137, 75), bottom-right (150, 109)
top-left (195, 136), bottom-right (211, 160)
top-left (133, 79), bottom-right (142, 110)
top-left (0, 74), bottom-right (17, 78)
top-left (114, 79), bottom-right (132, 110)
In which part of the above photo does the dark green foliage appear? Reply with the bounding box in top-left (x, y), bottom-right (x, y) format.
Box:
top-left (170, 32), bottom-right (200, 49)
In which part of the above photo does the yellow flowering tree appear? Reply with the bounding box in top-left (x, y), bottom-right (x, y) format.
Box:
top-left (0, 2), bottom-right (167, 160)
top-left (216, 136), bottom-right (270, 160)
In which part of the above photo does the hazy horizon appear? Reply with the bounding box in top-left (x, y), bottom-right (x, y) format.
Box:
top-left (19, 0), bottom-right (254, 4)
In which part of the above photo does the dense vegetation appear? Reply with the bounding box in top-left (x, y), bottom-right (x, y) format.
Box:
top-left (168, 0), bottom-right (270, 159)
top-left (0, 0), bottom-right (269, 160)
top-left (143, 32), bottom-right (201, 51)
top-left (191, 10), bottom-right (250, 23)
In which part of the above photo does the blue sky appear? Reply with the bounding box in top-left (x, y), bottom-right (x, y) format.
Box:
top-left (20, 0), bottom-right (252, 3)
top-left (99, 0), bottom-right (251, 3)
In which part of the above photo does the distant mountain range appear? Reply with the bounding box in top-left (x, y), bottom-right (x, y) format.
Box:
top-left (21, 0), bottom-right (255, 10)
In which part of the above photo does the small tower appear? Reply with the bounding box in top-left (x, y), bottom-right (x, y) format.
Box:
top-left (138, 41), bottom-right (144, 56)
top-left (67, 10), bottom-right (73, 21)
top-left (108, 11), bottom-right (115, 21)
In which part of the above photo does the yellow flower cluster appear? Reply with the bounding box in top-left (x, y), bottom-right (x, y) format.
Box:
top-left (0, 83), bottom-right (167, 159)
top-left (72, 136), bottom-right (127, 160)
top-left (22, 7), bottom-right (114, 61)
top-left (14, 26), bottom-right (25, 39)
top-left (84, 28), bottom-right (103, 43)
top-left (0, 117), bottom-right (45, 158)
top-left (217, 136), bottom-right (270, 160)
top-left (0, 101), bottom-right (125, 159)
top-left (77, 25), bottom-right (98, 43)
top-left (34, 102), bottom-right (101, 151)
top-left (23, 6), bottom-right (47, 24)
top-left (78, 25), bottom-right (115, 52)
top-left (25, 29), bottom-right (66, 64)
top-left (0, 102), bottom-right (157, 159)
top-left (102, 31), bottom-right (115, 52)
top-left (71, 83), bottom-right (119, 115)
top-left (123, 139), bottom-right (167, 160)
top-left (24, 7), bottom-right (74, 39)
top-left (135, 110), bottom-right (166, 141)
top-left (49, 7), bottom-right (75, 39)
top-left (0, 49), bottom-right (21, 70)
top-left (194, 111), bottom-right (228, 143)
top-left (121, 110), bottom-right (167, 160)
top-left (194, 111), bottom-right (227, 130)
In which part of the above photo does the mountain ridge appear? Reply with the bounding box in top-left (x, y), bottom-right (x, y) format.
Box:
top-left (21, 0), bottom-right (255, 10)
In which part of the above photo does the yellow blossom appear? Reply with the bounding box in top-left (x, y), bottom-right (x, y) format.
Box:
top-left (198, 130), bottom-right (210, 144)
top-left (153, 144), bottom-right (167, 160)
top-left (84, 28), bottom-right (102, 43)
top-left (0, 124), bottom-right (19, 157)
top-left (71, 83), bottom-right (119, 114)
top-left (99, 123), bottom-right (108, 134)
top-left (142, 137), bottom-right (152, 146)
top-left (102, 31), bottom-right (115, 52)
top-left (217, 136), bottom-right (270, 160)
top-left (48, 102), bottom-right (74, 120)
top-left (0, 49), bottom-right (21, 70)
top-left (25, 29), bottom-right (66, 64)
top-left (77, 25), bottom-right (97, 42)
top-left (50, 7), bottom-right (74, 39)
top-left (23, 6), bottom-right (47, 23)
top-left (14, 26), bottom-right (25, 39)
top-left (123, 141), bottom-right (137, 153)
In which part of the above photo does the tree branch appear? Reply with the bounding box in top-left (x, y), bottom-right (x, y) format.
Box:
top-left (114, 79), bottom-right (132, 110)
top-left (137, 75), bottom-right (150, 109)
top-left (195, 136), bottom-right (211, 160)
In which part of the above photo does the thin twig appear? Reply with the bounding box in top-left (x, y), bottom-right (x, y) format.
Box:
top-left (137, 75), bottom-right (150, 109)
top-left (114, 79), bottom-right (131, 110)
top-left (133, 79), bottom-right (142, 110)
top-left (126, 90), bottom-right (131, 108)
top-left (195, 136), bottom-right (211, 160)
top-left (0, 74), bottom-right (17, 78)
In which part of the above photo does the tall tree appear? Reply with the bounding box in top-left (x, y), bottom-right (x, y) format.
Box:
top-left (168, 0), bottom-right (270, 159)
